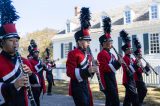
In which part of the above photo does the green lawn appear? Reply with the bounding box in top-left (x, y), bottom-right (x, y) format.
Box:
top-left (50, 80), bottom-right (160, 106)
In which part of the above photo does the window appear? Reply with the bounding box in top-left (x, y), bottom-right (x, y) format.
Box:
top-left (132, 35), bottom-right (137, 52)
top-left (66, 23), bottom-right (70, 33)
top-left (118, 37), bottom-right (123, 54)
top-left (151, 5), bottom-right (158, 19)
top-left (143, 33), bottom-right (149, 54)
top-left (61, 42), bottom-right (72, 58)
top-left (125, 11), bottom-right (131, 23)
top-left (66, 20), bottom-right (70, 33)
top-left (64, 43), bottom-right (70, 58)
top-left (61, 43), bottom-right (64, 58)
top-left (150, 33), bottom-right (160, 54)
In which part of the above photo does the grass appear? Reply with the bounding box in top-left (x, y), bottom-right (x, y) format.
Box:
top-left (50, 80), bottom-right (160, 106)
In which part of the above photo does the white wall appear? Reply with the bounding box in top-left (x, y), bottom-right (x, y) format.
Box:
top-left (52, 37), bottom-right (75, 60)
top-left (90, 32), bottom-right (102, 59)
top-left (53, 22), bottom-right (160, 68)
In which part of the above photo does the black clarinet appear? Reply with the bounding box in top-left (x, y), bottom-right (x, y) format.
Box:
top-left (141, 57), bottom-right (159, 75)
top-left (15, 48), bottom-right (37, 106)
top-left (132, 53), bottom-right (149, 76)
top-left (87, 47), bottom-right (104, 91)
top-left (112, 46), bottom-right (133, 76)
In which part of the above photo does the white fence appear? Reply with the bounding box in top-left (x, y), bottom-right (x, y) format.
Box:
top-left (115, 67), bottom-right (160, 87)
top-left (52, 65), bottom-right (160, 87)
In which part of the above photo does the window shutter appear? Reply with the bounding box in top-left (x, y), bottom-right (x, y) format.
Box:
top-left (61, 43), bottom-right (64, 58)
top-left (69, 42), bottom-right (72, 51)
top-left (143, 33), bottom-right (149, 54)
top-left (118, 37), bottom-right (123, 54)
top-left (132, 35), bottom-right (137, 52)
top-left (100, 44), bottom-right (102, 51)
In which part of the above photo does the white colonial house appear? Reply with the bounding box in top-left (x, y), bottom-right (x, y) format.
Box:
top-left (52, 0), bottom-right (160, 86)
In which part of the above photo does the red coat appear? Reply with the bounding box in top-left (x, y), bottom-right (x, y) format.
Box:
top-left (45, 62), bottom-right (56, 82)
top-left (66, 48), bottom-right (93, 106)
top-left (29, 58), bottom-right (46, 94)
top-left (133, 59), bottom-right (148, 82)
top-left (0, 51), bottom-right (38, 106)
top-left (97, 49), bottom-right (121, 91)
top-left (122, 54), bottom-right (136, 85)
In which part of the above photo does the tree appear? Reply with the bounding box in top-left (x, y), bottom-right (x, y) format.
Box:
top-left (19, 27), bottom-right (57, 59)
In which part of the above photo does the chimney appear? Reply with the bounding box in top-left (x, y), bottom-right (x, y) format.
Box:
top-left (75, 6), bottom-right (80, 16)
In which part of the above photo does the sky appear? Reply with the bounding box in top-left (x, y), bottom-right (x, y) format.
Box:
top-left (12, 0), bottom-right (144, 35)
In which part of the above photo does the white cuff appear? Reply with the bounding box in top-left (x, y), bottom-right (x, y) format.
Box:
top-left (129, 64), bottom-right (135, 73)
top-left (108, 64), bottom-right (116, 73)
top-left (0, 83), bottom-right (5, 105)
top-left (75, 68), bottom-right (83, 82)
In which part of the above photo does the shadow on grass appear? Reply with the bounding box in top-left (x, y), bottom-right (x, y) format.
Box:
top-left (152, 88), bottom-right (160, 92)
top-left (49, 81), bottom-right (160, 106)
top-left (51, 80), bottom-right (69, 95)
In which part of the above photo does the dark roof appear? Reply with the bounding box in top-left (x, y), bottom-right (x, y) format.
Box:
top-left (57, 1), bottom-right (155, 35)
top-left (91, 22), bottom-right (100, 29)
top-left (58, 30), bottom-right (66, 34)
top-left (112, 18), bottom-right (124, 25)
top-left (134, 11), bottom-right (149, 21)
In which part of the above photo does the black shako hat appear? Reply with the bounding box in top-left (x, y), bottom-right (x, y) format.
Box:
top-left (74, 7), bottom-right (91, 42)
top-left (99, 16), bottom-right (113, 45)
top-left (0, 0), bottom-right (20, 39)
top-left (120, 30), bottom-right (131, 52)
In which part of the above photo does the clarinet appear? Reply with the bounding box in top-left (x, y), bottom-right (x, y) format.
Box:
top-left (87, 47), bottom-right (104, 91)
top-left (15, 48), bottom-right (37, 106)
top-left (141, 57), bottom-right (159, 75)
top-left (112, 46), bottom-right (133, 76)
top-left (132, 53), bottom-right (149, 76)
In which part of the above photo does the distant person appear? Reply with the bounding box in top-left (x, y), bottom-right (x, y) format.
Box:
top-left (44, 48), bottom-right (57, 95)
top-left (27, 39), bottom-right (37, 59)
top-left (45, 57), bottom-right (56, 95)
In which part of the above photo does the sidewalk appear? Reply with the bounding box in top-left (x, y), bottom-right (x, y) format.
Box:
top-left (40, 94), bottom-right (123, 106)
top-left (40, 94), bottom-right (105, 106)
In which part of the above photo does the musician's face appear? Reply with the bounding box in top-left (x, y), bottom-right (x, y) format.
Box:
top-left (2, 38), bottom-right (19, 55)
top-left (103, 40), bottom-right (113, 49)
top-left (125, 48), bottom-right (132, 54)
top-left (78, 40), bottom-right (90, 49)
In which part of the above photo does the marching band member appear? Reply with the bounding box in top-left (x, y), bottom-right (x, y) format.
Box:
top-left (27, 39), bottom-right (37, 59)
top-left (66, 7), bottom-right (96, 106)
top-left (133, 38), bottom-right (150, 106)
top-left (44, 48), bottom-right (56, 95)
top-left (97, 17), bottom-right (121, 106)
top-left (120, 30), bottom-right (139, 106)
top-left (0, 0), bottom-right (38, 105)
top-left (28, 43), bottom-right (46, 106)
